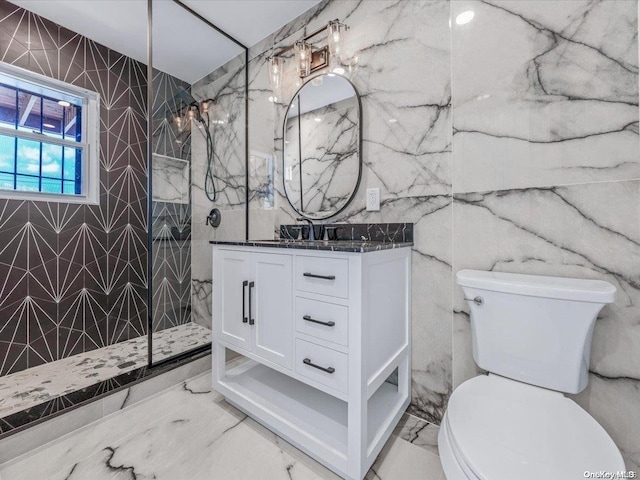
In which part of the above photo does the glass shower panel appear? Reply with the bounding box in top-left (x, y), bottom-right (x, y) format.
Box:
top-left (149, 0), bottom-right (246, 365)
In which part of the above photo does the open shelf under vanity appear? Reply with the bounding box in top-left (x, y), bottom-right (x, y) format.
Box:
top-left (218, 359), bottom-right (406, 469)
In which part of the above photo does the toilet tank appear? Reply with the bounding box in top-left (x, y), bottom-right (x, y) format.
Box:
top-left (456, 270), bottom-right (616, 394)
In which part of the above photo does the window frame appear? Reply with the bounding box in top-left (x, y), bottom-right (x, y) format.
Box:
top-left (0, 62), bottom-right (100, 204)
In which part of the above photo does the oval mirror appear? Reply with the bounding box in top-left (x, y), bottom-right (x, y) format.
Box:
top-left (283, 74), bottom-right (362, 220)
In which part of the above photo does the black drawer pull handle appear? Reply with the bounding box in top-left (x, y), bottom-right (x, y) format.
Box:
top-left (248, 281), bottom-right (255, 325)
top-left (242, 281), bottom-right (248, 323)
top-left (303, 272), bottom-right (336, 280)
top-left (303, 315), bottom-right (335, 327)
top-left (303, 358), bottom-right (335, 374)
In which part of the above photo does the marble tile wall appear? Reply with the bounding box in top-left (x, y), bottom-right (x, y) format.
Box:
top-left (190, 61), bottom-right (247, 330)
top-left (193, 0), bottom-right (639, 468)
top-left (450, 0), bottom-right (640, 469)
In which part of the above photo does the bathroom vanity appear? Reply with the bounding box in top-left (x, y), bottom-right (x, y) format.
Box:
top-left (210, 236), bottom-right (411, 480)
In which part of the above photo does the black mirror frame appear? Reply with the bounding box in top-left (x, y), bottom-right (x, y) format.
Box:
top-left (281, 72), bottom-right (363, 220)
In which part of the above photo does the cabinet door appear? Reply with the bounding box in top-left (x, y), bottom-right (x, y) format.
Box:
top-left (251, 253), bottom-right (293, 368)
top-left (213, 249), bottom-right (251, 351)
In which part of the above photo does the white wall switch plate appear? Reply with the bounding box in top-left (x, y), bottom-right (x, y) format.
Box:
top-left (366, 188), bottom-right (380, 211)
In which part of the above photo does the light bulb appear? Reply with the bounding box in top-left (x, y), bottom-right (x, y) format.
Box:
top-left (267, 56), bottom-right (284, 91)
top-left (327, 20), bottom-right (347, 60)
top-left (295, 41), bottom-right (311, 78)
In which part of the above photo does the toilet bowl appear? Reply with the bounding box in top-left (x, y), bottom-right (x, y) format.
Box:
top-left (440, 270), bottom-right (625, 479)
top-left (438, 374), bottom-right (625, 479)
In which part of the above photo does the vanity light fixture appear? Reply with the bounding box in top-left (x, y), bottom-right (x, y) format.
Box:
top-left (266, 18), bottom-right (350, 89)
top-left (267, 55), bottom-right (284, 91)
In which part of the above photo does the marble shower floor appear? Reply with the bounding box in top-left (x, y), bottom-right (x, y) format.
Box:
top-left (0, 323), bottom-right (212, 419)
top-left (0, 371), bottom-right (445, 480)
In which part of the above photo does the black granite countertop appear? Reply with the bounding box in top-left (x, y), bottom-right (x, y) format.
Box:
top-left (208, 239), bottom-right (413, 253)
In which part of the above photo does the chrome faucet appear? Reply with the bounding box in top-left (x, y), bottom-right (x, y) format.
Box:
top-left (297, 217), bottom-right (316, 241)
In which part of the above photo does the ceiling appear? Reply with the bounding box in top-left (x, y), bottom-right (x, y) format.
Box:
top-left (9, 0), bottom-right (321, 84)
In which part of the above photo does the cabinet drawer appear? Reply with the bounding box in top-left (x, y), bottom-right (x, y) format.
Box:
top-left (295, 339), bottom-right (348, 394)
top-left (295, 256), bottom-right (348, 299)
top-left (295, 297), bottom-right (348, 347)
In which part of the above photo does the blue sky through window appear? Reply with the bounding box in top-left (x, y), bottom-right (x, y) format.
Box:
top-left (0, 81), bottom-right (83, 195)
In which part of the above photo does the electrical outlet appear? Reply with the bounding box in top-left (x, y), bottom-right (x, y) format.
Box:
top-left (366, 188), bottom-right (380, 211)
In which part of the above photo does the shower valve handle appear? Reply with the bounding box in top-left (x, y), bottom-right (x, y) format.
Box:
top-left (205, 208), bottom-right (221, 228)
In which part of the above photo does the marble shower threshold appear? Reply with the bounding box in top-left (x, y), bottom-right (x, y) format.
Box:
top-left (0, 323), bottom-right (212, 427)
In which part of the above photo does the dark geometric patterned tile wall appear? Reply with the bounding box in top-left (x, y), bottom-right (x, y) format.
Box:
top-left (152, 201), bottom-right (191, 332)
top-left (0, 0), bottom-right (152, 376)
top-left (151, 68), bottom-right (192, 332)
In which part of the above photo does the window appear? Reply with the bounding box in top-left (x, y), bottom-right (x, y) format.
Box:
top-left (0, 63), bottom-right (99, 203)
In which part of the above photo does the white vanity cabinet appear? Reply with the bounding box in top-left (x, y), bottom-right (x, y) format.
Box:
top-left (212, 244), bottom-right (411, 480)
top-left (214, 249), bottom-right (293, 368)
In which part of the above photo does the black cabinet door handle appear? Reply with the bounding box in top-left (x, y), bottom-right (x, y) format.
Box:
top-left (303, 315), bottom-right (335, 327)
top-left (248, 281), bottom-right (255, 325)
top-left (242, 281), bottom-right (248, 323)
top-left (303, 358), bottom-right (335, 374)
top-left (303, 272), bottom-right (336, 280)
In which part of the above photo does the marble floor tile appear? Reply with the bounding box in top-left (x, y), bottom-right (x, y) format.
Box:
top-left (393, 413), bottom-right (440, 457)
top-left (0, 371), bottom-right (444, 480)
top-left (0, 323), bottom-right (211, 418)
top-left (365, 434), bottom-right (444, 480)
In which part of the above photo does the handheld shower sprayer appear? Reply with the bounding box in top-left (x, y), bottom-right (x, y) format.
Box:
top-left (172, 86), bottom-right (218, 204)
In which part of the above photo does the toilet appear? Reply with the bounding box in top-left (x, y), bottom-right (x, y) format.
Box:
top-left (439, 269), bottom-right (626, 479)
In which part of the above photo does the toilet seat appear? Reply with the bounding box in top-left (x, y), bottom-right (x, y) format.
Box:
top-left (443, 374), bottom-right (625, 480)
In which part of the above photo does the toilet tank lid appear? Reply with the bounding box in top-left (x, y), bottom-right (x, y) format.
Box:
top-left (456, 270), bottom-right (616, 303)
